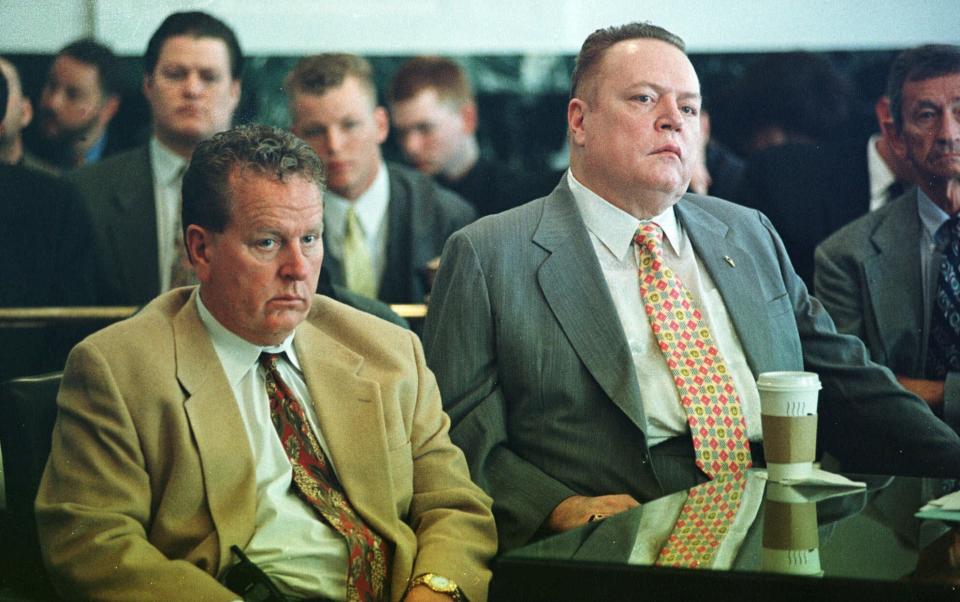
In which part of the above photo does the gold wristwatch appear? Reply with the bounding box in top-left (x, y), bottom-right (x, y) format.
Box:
top-left (408, 573), bottom-right (465, 601)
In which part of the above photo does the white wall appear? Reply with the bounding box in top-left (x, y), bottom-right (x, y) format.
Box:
top-left (1, 0), bottom-right (957, 55)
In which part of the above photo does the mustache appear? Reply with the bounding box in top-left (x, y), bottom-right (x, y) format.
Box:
top-left (930, 141), bottom-right (960, 159)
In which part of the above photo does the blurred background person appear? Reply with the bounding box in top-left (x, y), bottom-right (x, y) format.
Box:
top-left (388, 55), bottom-right (527, 216)
top-left (287, 53), bottom-right (474, 304)
top-left (0, 57), bottom-right (54, 172)
top-left (25, 39), bottom-right (121, 170)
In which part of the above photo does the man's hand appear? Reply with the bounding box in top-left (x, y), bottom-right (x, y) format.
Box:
top-left (545, 494), bottom-right (640, 533)
top-left (896, 375), bottom-right (945, 411)
top-left (403, 585), bottom-right (454, 602)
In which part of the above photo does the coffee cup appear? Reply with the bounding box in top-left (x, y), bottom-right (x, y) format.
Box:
top-left (761, 482), bottom-right (823, 576)
top-left (757, 371), bottom-right (820, 482)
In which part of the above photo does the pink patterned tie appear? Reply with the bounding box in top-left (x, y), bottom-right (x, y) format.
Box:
top-left (635, 223), bottom-right (752, 477)
top-left (260, 353), bottom-right (389, 602)
top-left (656, 472), bottom-right (747, 568)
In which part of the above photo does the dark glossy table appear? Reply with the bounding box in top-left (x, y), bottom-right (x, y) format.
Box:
top-left (490, 473), bottom-right (960, 601)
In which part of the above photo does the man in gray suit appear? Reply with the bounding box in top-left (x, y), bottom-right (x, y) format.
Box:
top-left (69, 11), bottom-right (242, 305)
top-left (286, 54), bottom-right (475, 305)
top-left (815, 44), bottom-right (960, 432)
top-left (423, 23), bottom-right (960, 552)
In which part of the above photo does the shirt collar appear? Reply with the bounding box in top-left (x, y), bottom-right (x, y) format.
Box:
top-left (150, 136), bottom-right (189, 187)
top-left (567, 169), bottom-right (681, 260)
top-left (196, 291), bottom-right (300, 387)
top-left (324, 160), bottom-right (390, 237)
top-left (84, 131), bottom-right (108, 164)
top-left (916, 187), bottom-right (954, 243)
top-left (867, 134), bottom-right (896, 200)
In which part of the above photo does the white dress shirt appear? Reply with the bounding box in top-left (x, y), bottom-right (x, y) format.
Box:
top-left (150, 137), bottom-right (189, 293)
top-left (918, 188), bottom-right (952, 313)
top-left (627, 471), bottom-right (765, 568)
top-left (324, 162), bottom-right (391, 290)
top-left (196, 294), bottom-right (348, 600)
top-left (567, 171), bottom-right (763, 447)
top-left (867, 134), bottom-right (897, 212)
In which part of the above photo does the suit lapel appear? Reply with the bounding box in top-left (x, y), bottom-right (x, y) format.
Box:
top-left (175, 291), bottom-right (257, 571)
top-left (675, 200), bottom-right (773, 373)
top-left (381, 166), bottom-right (416, 302)
top-left (865, 192), bottom-right (925, 369)
top-left (534, 184), bottom-right (647, 433)
top-left (294, 317), bottom-right (397, 539)
top-left (108, 147), bottom-right (161, 303)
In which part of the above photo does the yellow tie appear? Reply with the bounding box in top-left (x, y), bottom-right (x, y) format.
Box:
top-left (343, 206), bottom-right (377, 298)
top-left (169, 165), bottom-right (197, 289)
top-left (635, 223), bottom-right (752, 476)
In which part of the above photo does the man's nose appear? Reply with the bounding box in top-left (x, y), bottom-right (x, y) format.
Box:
top-left (656, 98), bottom-right (684, 131)
top-left (42, 89), bottom-right (62, 112)
top-left (402, 131), bottom-right (424, 157)
top-left (324, 128), bottom-right (344, 154)
top-left (182, 72), bottom-right (204, 96)
top-left (937, 112), bottom-right (960, 143)
top-left (281, 245), bottom-right (311, 280)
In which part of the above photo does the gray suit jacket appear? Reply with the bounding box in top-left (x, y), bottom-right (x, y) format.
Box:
top-left (423, 178), bottom-right (960, 551)
top-left (814, 189), bottom-right (960, 430)
top-left (68, 144), bottom-right (159, 306)
top-left (322, 163), bottom-right (476, 304)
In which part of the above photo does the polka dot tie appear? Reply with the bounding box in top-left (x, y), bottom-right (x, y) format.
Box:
top-left (656, 472), bottom-right (747, 568)
top-left (635, 223), bottom-right (752, 477)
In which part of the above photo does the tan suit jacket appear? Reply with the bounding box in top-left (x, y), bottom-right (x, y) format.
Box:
top-left (36, 288), bottom-right (495, 601)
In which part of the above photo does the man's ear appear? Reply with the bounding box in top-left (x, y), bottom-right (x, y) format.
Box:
top-left (373, 106), bottom-right (389, 144)
top-left (185, 224), bottom-right (213, 281)
top-left (460, 101), bottom-right (478, 135)
top-left (20, 96), bottom-right (33, 128)
top-left (98, 94), bottom-right (120, 128)
top-left (568, 97), bottom-right (588, 147)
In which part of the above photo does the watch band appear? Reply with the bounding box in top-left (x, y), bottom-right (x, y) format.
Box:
top-left (407, 573), bottom-right (465, 601)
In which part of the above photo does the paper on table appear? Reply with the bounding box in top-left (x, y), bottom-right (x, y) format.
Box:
top-left (755, 468), bottom-right (866, 489)
top-left (916, 488), bottom-right (960, 523)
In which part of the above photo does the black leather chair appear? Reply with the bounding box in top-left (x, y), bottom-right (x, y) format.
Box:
top-left (0, 373), bottom-right (62, 599)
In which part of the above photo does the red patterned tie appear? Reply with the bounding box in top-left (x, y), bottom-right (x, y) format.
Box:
top-left (656, 472), bottom-right (747, 568)
top-left (635, 223), bottom-right (752, 477)
top-left (260, 352), bottom-right (389, 602)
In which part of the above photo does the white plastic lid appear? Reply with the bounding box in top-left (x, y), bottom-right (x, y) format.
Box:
top-left (756, 371), bottom-right (822, 391)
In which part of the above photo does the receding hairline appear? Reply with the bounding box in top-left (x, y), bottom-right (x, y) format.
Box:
top-left (576, 38), bottom-right (695, 102)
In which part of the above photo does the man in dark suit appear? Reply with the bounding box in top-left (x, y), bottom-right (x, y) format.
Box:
top-left (423, 23), bottom-right (960, 552)
top-left (815, 44), bottom-right (960, 433)
top-left (0, 65), bottom-right (98, 379)
top-left (286, 54), bottom-right (475, 305)
top-left (387, 56), bottom-right (527, 217)
top-left (25, 38), bottom-right (123, 170)
top-left (68, 11), bottom-right (242, 306)
top-left (37, 124), bottom-right (496, 602)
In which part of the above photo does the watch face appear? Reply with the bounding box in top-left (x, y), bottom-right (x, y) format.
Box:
top-left (426, 574), bottom-right (456, 592)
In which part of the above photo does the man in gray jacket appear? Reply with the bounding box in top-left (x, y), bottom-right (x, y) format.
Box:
top-left (424, 24), bottom-right (960, 552)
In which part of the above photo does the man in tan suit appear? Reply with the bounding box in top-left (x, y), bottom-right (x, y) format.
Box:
top-left (36, 124), bottom-right (495, 601)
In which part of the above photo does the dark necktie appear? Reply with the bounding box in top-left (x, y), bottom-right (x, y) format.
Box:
top-left (926, 217), bottom-right (960, 382)
top-left (260, 352), bottom-right (389, 602)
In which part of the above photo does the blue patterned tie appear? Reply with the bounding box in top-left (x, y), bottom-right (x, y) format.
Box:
top-left (926, 217), bottom-right (960, 380)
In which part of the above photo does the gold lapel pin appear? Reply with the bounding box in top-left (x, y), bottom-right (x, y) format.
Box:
top-left (723, 256), bottom-right (736, 268)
